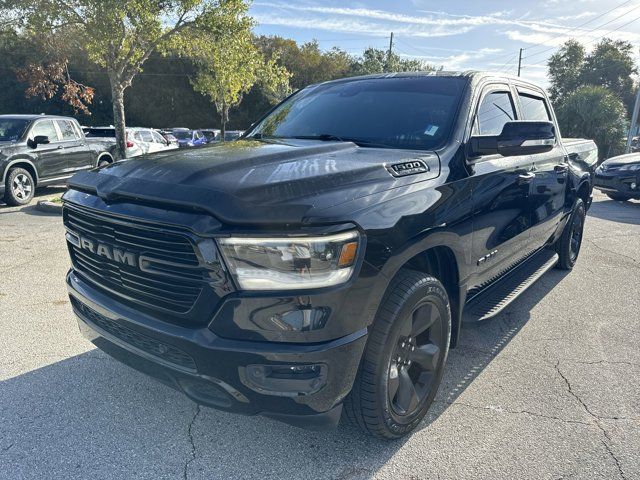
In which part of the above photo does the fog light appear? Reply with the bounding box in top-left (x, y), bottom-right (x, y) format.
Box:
top-left (242, 364), bottom-right (328, 396)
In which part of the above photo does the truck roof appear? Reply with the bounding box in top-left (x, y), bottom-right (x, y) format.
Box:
top-left (0, 114), bottom-right (75, 121)
top-left (315, 70), bottom-right (544, 91)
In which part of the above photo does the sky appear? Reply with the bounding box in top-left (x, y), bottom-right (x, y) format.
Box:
top-left (249, 0), bottom-right (640, 87)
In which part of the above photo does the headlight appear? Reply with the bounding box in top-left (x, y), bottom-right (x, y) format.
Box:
top-left (218, 230), bottom-right (360, 290)
top-left (619, 163), bottom-right (640, 171)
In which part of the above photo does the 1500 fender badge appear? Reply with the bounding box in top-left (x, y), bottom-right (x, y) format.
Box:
top-left (387, 160), bottom-right (430, 177)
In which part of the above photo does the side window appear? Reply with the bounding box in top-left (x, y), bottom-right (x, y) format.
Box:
top-left (133, 132), bottom-right (143, 142)
top-left (30, 120), bottom-right (59, 142)
top-left (140, 130), bottom-right (154, 142)
top-left (57, 120), bottom-right (79, 141)
top-left (518, 93), bottom-right (551, 121)
top-left (476, 91), bottom-right (516, 136)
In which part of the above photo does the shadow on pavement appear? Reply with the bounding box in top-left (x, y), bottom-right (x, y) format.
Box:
top-left (0, 272), bottom-right (569, 479)
top-left (587, 196), bottom-right (640, 225)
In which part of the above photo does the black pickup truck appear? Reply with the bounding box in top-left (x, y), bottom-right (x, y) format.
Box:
top-left (0, 114), bottom-right (117, 205)
top-left (62, 72), bottom-right (597, 439)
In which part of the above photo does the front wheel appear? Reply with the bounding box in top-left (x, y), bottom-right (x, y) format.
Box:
top-left (4, 167), bottom-right (35, 206)
top-left (343, 269), bottom-right (451, 439)
top-left (556, 198), bottom-right (586, 270)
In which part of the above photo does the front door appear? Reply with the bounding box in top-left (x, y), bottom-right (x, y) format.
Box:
top-left (28, 119), bottom-right (65, 180)
top-left (516, 89), bottom-right (568, 245)
top-left (469, 86), bottom-right (536, 287)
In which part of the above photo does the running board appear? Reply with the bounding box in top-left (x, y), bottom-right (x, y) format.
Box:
top-left (463, 249), bottom-right (559, 323)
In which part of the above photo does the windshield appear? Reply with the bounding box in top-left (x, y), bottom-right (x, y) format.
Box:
top-left (173, 130), bottom-right (191, 140)
top-left (248, 76), bottom-right (466, 150)
top-left (0, 118), bottom-right (30, 142)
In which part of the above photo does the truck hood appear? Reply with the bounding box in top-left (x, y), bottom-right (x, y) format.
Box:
top-left (602, 152), bottom-right (640, 166)
top-left (66, 139), bottom-right (440, 225)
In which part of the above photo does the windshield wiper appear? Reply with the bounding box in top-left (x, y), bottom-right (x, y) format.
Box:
top-left (287, 134), bottom-right (391, 148)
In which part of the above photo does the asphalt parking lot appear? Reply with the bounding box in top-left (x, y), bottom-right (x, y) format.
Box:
top-left (1, 188), bottom-right (638, 480)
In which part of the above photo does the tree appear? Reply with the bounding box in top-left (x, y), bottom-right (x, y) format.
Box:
top-left (580, 38), bottom-right (637, 114)
top-left (351, 47), bottom-right (432, 76)
top-left (191, 26), bottom-right (290, 139)
top-left (10, 0), bottom-right (250, 158)
top-left (548, 38), bottom-right (637, 114)
top-left (547, 40), bottom-right (585, 104)
top-left (556, 85), bottom-right (627, 159)
top-left (255, 37), bottom-right (352, 90)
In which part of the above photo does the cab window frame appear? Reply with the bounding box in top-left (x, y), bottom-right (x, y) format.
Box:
top-left (28, 119), bottom-right (62, 143)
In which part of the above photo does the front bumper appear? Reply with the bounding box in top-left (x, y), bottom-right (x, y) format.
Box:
top-left (67, 270), bottom-right (367, 429)
top-left (594, 171), bottom-right (640, 197)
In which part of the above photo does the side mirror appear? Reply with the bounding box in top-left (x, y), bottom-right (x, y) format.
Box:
top-left (28, 135), bottom-right (50, 148)
top-left (469, 121), bottom-right (556, 158)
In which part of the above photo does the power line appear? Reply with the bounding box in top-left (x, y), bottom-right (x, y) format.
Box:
top-left (522, 0), bottom-right (634, 56)
top-left (524, 2), bottom-right (640, 60)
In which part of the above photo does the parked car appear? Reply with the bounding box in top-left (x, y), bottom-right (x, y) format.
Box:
top-left (85, 126), bottom-right (177, 158)
top-left (224, 130), bottom-right (243, 141)
top-left (594, 152), bottom-right (640, 201)
top-left (62, 72), bottom-right (596, 438)
top-left (172, 128), bottom-right (207, 148)
top-left (0, 114), bottom-right (116, 205)
top-left (161, 132), bottom-right (179, 148)
top-left (201, 129), bottom-right (221, 143)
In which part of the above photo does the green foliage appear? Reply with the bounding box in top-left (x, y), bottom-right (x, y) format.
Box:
top-left (556, 85), bottom-right (627, 159)
top-left (351, 47), bottom-right (432, 76)
top-left (548, 40), bottom-right (585, 104)
top-left (190, 27), bottom-right (290, 136)
top-left (548, 38), bottom-right (637, 115)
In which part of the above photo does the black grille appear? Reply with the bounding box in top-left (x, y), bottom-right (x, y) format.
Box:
top-left (72, 297), bottom-right (197, 371)
top-left (64, 205), bottom-right (204, 314)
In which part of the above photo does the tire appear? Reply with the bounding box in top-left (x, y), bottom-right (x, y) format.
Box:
top-left (4, 167), bottom-right (35, 206)
top-left (555, 198), bottom-right (586, 270)
top-left (343, 269), bottom-right (451, 439)
top-left (606, 193), bottom-right (630, 202)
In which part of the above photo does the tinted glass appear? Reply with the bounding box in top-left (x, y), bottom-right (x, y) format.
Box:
top-left (248, 76), bottom-right (466, 150)
top-left (57, 120), bottom-right (79, 140)
top-left (30, 120), bottom-right (59, 142)
top-left (519, 93), bottom-right (550, 121)
top-left (0, 119), bottom-right (30, 142)
top-left (477, 91), bottom-right (516, 135)
top-left (84, 128), bottom-right (115, 138)
top-left (173, 130), bottom-right (190, 139)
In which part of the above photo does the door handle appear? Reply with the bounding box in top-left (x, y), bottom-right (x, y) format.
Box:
top-left (554, 164), bottom-right (568, 173)
top-left (517, 172), bottom-right (536, 184)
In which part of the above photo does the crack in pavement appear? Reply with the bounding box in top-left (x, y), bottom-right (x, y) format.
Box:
top-left (553, 361), bottom-right (628, 480)
top-left (573, 360), bottom-right (640, 368)
top-left (586, 239), bottom-right (639, 268)
top-left (183, 404), bottom-right (200, 480)
top-left (447, 401), bottom-right (591, 427)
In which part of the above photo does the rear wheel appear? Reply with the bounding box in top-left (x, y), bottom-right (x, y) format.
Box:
top-left (606, 193), bottom-right (631, 202)
top-left (4, 167), bottom-right (35, 206)
top-left (343, 269), bottom-right (451, 439)
top-left (556, 198), bottom-right (586, 270)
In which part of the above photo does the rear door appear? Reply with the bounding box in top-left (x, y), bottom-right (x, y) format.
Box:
top-left (516, 88), bottom-right (568, 246)
top-left (469, 85), bottom-right (536, 286)
top-left (56, 119), bottom-right (93, 173)
top-left (27, 119), bottom-right (65, 179)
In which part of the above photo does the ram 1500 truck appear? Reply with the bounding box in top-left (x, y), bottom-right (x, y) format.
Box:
top-left (62, 72), bottom-right (596, 439)
top-left (0, 114), bottom-right (117, 205)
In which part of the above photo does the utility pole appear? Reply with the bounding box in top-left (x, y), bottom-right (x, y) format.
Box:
top-left (386, 32), bottom-right (394, 73)
top-left (517, 48), bottom-right (523, 77)
top-left (626, 86), bottom-right (640, 153)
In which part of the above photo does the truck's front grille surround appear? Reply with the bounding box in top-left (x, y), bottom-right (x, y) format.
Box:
top-left (71, 297), bottom-right (197, 371)
top-left (64, 204), bottom-right (206, 314)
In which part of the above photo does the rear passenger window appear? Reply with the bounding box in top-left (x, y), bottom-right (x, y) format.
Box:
top-left (476, 91), bottom-right (516, 136)
top-left (57, 120), bottom-right (79, 140)
top-left (518, 93), bottom-right (551, 121)
top-left (140, 130), bottom-right (154, 142)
